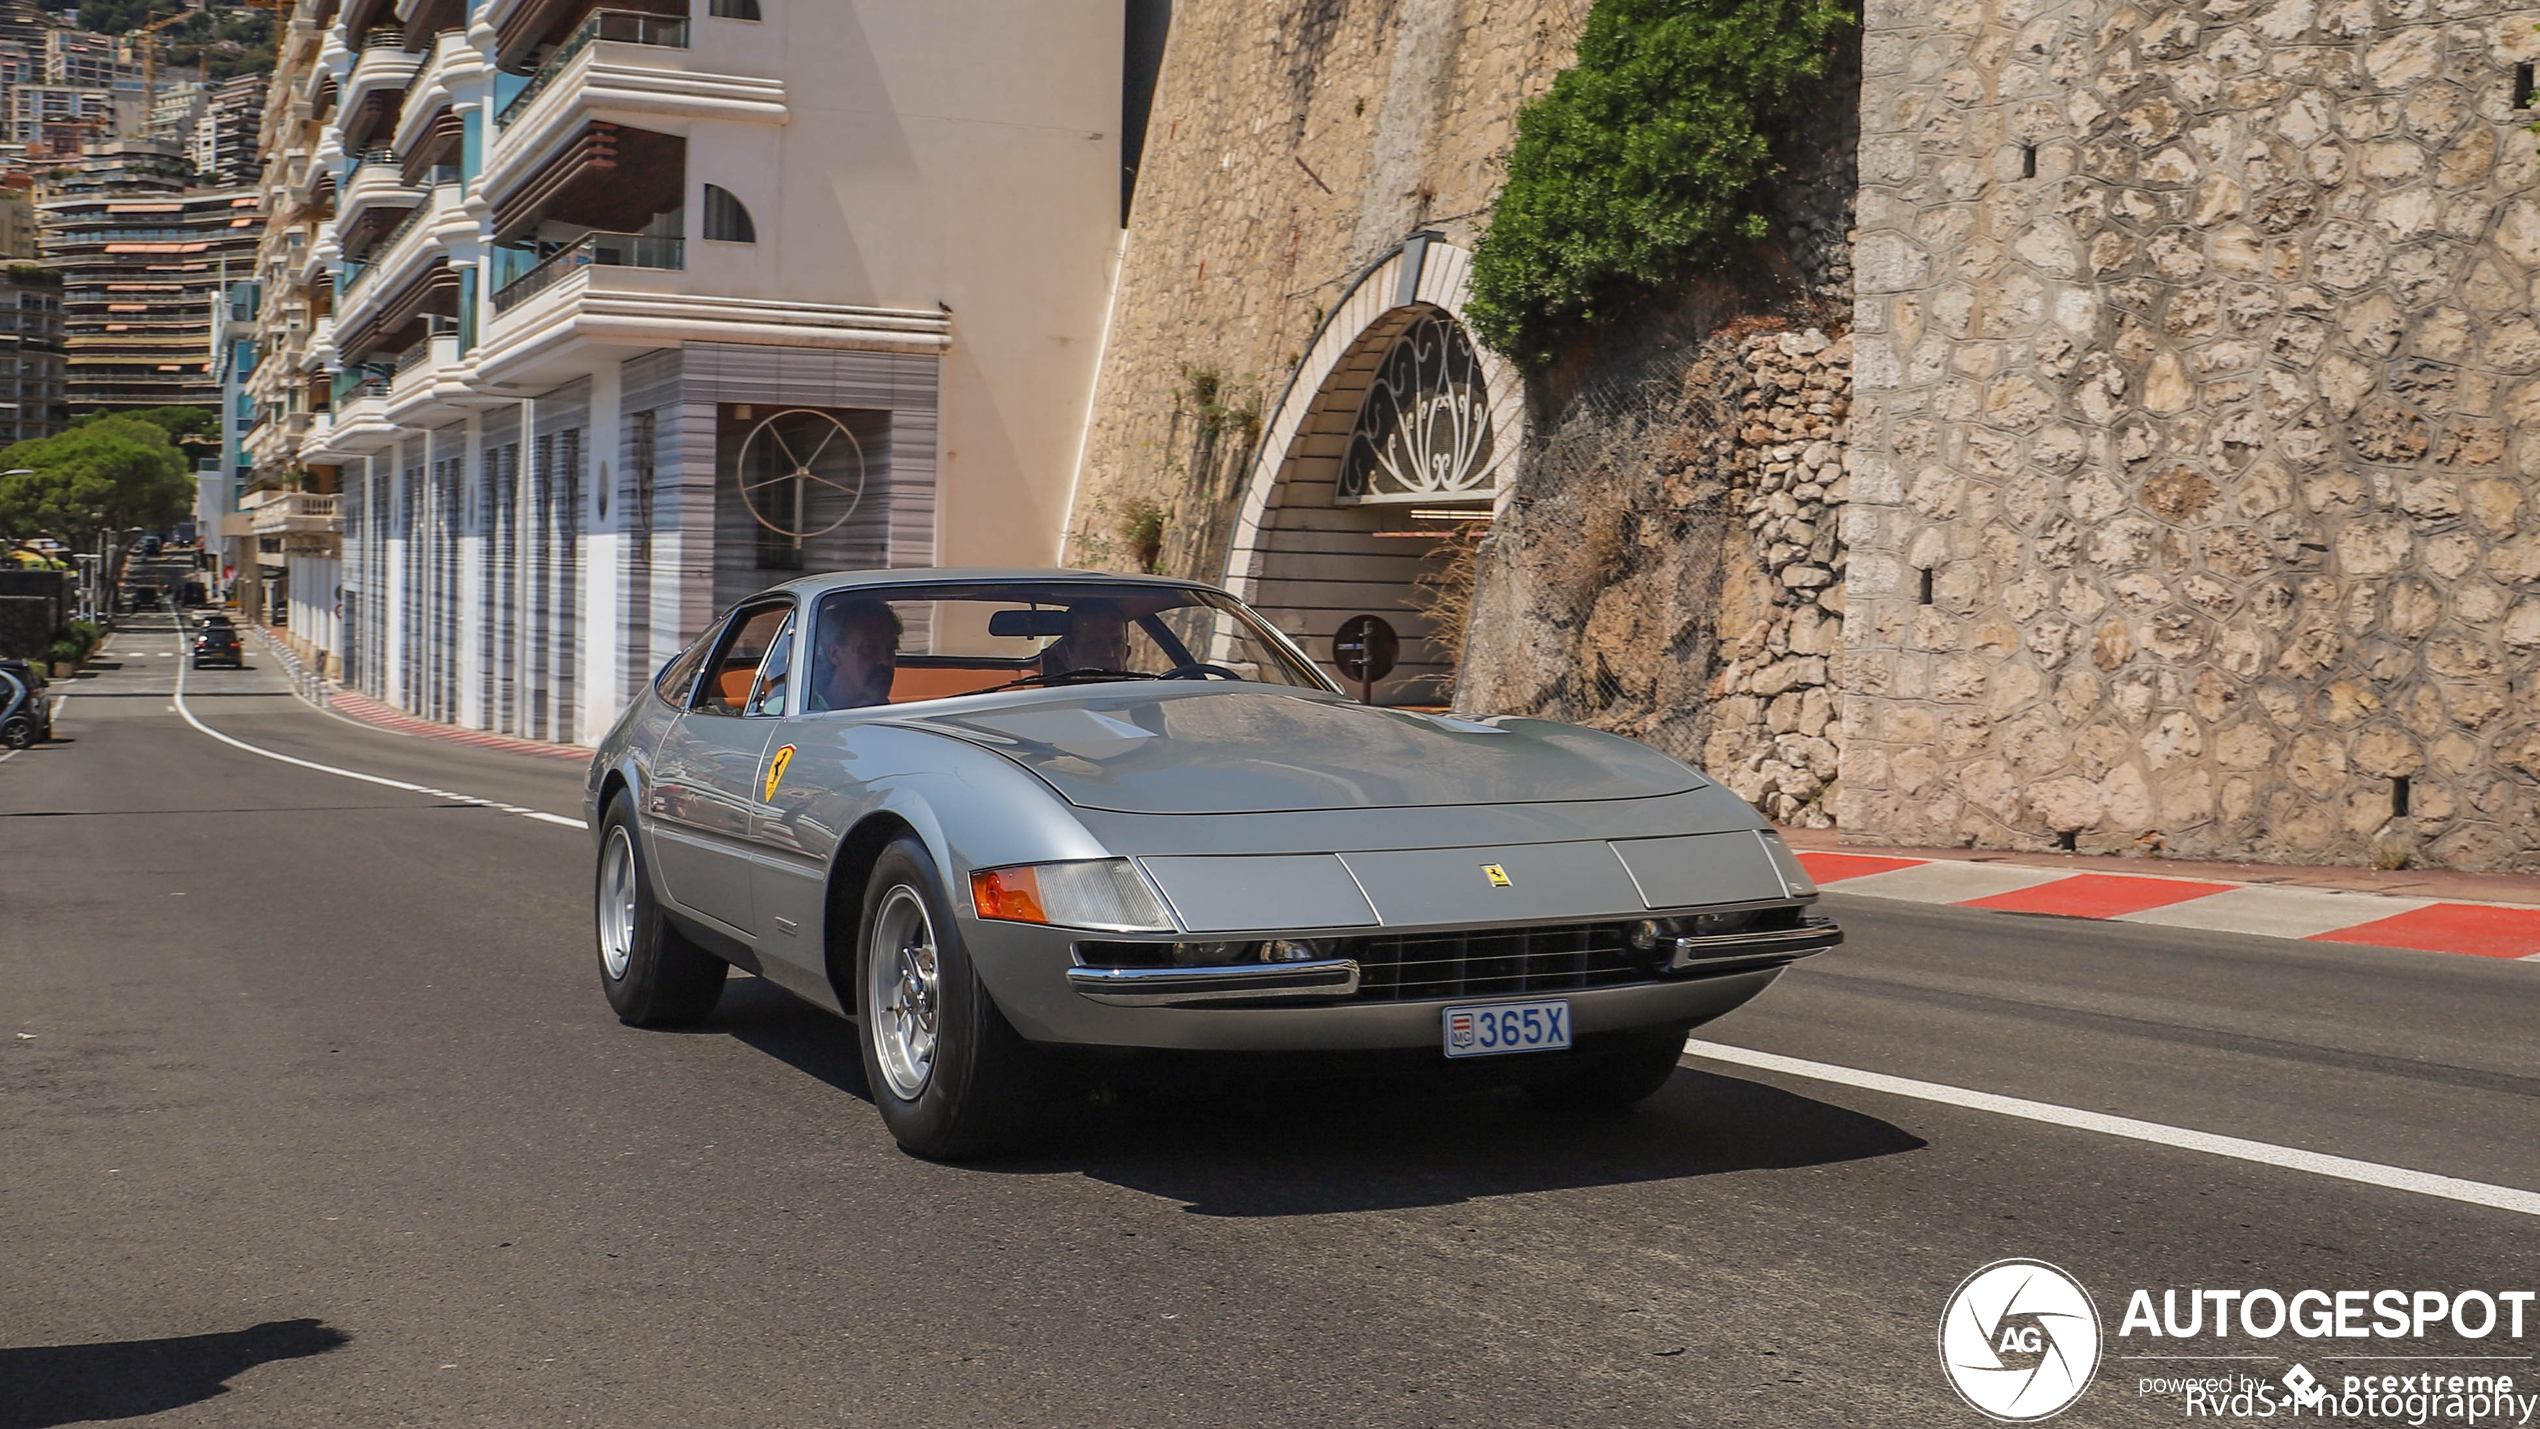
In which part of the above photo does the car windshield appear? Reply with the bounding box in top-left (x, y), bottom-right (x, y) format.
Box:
top-left (802, 581), bottom-right (1336, 712)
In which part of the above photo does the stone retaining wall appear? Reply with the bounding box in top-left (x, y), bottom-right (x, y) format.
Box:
top-left (1702, 329), bottom-right (1855, 827)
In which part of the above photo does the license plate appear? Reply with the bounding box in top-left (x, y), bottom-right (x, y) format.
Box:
top-left (1441, 999), bottom-right (1572, 1059)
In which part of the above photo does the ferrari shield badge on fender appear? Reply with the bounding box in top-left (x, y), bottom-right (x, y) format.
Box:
top-left (763, 744), bottom-right (796, 802)
top-left (1481, 863), bottom-right (1512, 888)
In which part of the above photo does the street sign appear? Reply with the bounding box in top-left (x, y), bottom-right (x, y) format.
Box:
top-left (1332, 614), bottom-right (1398, 704)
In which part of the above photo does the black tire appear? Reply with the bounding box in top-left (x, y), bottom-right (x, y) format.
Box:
top-left (0, 716), bottom-right (32, 751)
top-left (1523, 1025), bottom-right (1690, 1110)
top-left (594, 796), bottom-right (726, 1027)
top-left (853, 834), bottom-right (1050, 1159)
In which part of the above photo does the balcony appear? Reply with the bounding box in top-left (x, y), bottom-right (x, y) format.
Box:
top-left (496, 10), bottom-right (685, 128)
top-left (475, 250), bottom-right (949, 389)
top-left (339, 34), bottom-right (424, 151)
top-left (481, 12), bottom-right (783, 202)
top-left (336, 149), bottom-right (422, 237)
top-left (338, 180), bottom-right (458, 313)
top-left (491, 230), bottom-right (680, 314)
top-left (247, 490), bottom-right (344, 537)
top-left (393, 28), bottom-right (493, 162)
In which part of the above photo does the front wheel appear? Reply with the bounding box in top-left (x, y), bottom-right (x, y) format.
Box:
top-left (595, 797), bottom-right (726, 1027)
top-left (855, 835), bottom-right (1050, 1158)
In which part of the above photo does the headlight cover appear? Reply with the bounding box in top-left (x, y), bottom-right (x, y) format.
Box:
top-left (968, 858), bottom-right (1173, 933)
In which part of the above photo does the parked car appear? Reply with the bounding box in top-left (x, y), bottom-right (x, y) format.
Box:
top-left (0, 658), bottom-right (47, 746)
top-left (191, 626), bottom-right (244, 669)
top-left (585, 569), bottom-right (1839, 1157)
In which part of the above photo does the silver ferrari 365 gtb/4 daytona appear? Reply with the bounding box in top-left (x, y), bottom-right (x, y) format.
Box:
top-left (587, 570), bottom-right (1839, 1157)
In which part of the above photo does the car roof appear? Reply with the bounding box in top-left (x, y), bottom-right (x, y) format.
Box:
top-left (760, 567), bottom-right (1226, 601)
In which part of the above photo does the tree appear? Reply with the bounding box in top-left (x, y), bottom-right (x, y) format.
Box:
top-left (1463, 0), bottom-right (1856, 366)
top-left (99, 406), bottom-right (218, 443)
top-left (0, 416), bottom-right (195, 550)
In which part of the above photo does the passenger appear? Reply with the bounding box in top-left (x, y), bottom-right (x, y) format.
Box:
top-left (1041, 599), bottom-right (1130, 678)
top-left (812, 600), bottom-right (901, 710)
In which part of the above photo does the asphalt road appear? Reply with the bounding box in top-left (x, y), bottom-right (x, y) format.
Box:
top-left (4, 612), bottom-right (2534, 1427)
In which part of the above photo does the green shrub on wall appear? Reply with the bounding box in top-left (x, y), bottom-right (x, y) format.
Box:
top-left (1466, 0), bottom-right (1856, 367)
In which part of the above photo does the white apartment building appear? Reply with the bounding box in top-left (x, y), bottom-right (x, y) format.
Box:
top-left (251, 0), bottom-right (1126, 743)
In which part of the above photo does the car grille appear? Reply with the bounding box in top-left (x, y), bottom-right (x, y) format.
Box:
top-left (1336, 921), bottom-right (1653, 1002)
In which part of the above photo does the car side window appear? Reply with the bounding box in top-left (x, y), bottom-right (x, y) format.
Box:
top-left (695, 603), bottom-right (792, 715)
top-left (654, 635), bottom-right (712, 708)
top-left (745, 613), bottom-right (795, 717)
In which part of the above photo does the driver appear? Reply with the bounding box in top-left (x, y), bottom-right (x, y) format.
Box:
top-left (812, 599), bottom-right (900, 710)
top-left (1041, 599), bottom-right (1129, 678)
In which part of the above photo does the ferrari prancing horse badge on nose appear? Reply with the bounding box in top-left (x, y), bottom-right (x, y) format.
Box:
top-left (1481, 864), bottom-right (1512, 888)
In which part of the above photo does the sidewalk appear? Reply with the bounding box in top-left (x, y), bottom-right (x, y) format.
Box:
top-left (247, 625), bottom-right (589, 764)
top-left (1779, 828), bottom-right (2540, 960)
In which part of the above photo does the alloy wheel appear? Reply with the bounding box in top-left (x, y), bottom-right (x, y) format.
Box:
top-left (867, 885), bottom-right (941, 1100)
top-left (598, 826), bottom-right (638, 980)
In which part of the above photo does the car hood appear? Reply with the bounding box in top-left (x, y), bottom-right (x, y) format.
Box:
top-left (899, 686), bottom-right (1705, 814)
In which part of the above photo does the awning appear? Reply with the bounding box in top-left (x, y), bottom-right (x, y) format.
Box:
top-left (338, 259), bottom-right (458, 362)
top-left (399, 108), bottom-right (466, 185)
top-left (491, 121), bottom-right (683, 244)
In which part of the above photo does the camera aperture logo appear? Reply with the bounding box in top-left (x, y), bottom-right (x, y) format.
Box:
top-left (1942, 1259), bottom-right (2105, 1422)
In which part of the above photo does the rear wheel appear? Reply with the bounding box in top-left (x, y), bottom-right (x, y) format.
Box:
top-left (0, 716), bottom-right (33, 750)
top-left (1523, 1025), bottom-right (1689, 1109)
top-left (595, 796), bottom-right (726, 1027)
top-left (856, 835), bottom-right (1049, 1159)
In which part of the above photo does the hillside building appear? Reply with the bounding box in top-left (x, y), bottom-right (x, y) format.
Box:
top-left (190, 73), bottom-right (264, 187)
top-left (0, 265), bottom-right (64, 444)
top-left (41, 179), bottom-right (261, 413)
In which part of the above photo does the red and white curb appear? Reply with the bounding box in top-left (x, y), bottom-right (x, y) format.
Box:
top-left (1799, 852), bottom-right (2540, 961)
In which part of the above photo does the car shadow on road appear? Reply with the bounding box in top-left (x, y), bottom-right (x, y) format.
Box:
top-left (715, 974), bottom-right (875, 1101)
top-left (709, 979), bottom-right (1925, 1216)
top-left (0, 1319), bottom-right (349, 1429)
top-left (1037, 1068), bottom-right (1927, 1216)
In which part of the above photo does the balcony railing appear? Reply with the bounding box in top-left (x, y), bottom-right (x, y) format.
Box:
top-left (332, 364), bottom-right (392, 405)
top-left (250, 491), bottom-right (344, 536)
top-left (491, 231), bottom-right (683, 313)
top-left (339, 188), bottom-right (445, 296)
top-left (495, 10), bottom-right (689, 128)
top-left (390, 334), bottom-right (438, 374)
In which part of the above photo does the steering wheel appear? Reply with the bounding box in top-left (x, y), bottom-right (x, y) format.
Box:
top-left (1160, 663), bottom-right (1242, 681)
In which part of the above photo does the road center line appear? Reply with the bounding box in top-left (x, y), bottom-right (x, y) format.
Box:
top-left (172, 630), bottom-right (584, 830)
top-left (1682, 1038), bottom-right (2540, 1218)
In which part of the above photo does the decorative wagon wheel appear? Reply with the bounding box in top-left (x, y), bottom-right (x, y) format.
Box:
top-left (735, 408), bottom-right (865, 552)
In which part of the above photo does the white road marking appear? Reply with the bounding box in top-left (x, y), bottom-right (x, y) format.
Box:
top-left (171, 631), bottom-right (584, 830)
top-left (1682, 1038), bottom-right (2540, 1219)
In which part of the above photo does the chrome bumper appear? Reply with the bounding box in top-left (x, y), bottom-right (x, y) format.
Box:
top-left (1066, 957), bottom-right (1362, 1006)
top-left (1658, 917), bottom-right (1842, 971)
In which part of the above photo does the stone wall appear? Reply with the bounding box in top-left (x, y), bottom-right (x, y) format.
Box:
top-left (1065, 0), bottom-right (1591, 575)
top-left (1842, 0), bottom-right (2540, 869)
top-left (1702, 329), bottom-right (1855, 827)
top-left (1455, 316), bottom-right (1855, 811)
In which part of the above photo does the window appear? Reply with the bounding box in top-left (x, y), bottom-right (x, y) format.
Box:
top-left (702, 184), bottom-right (756, 243)
top-left (804, 580), bottom-right (1335, 712)
top-left (697, 602), bottom-right (793, 714)
top-left (746, 612), bottom-right (795, 716)
top-left (708, 0), bottom-right (762, 17)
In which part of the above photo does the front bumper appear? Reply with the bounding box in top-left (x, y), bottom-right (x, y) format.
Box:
top-left (973, 915), bottom-right (1834, 1051)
